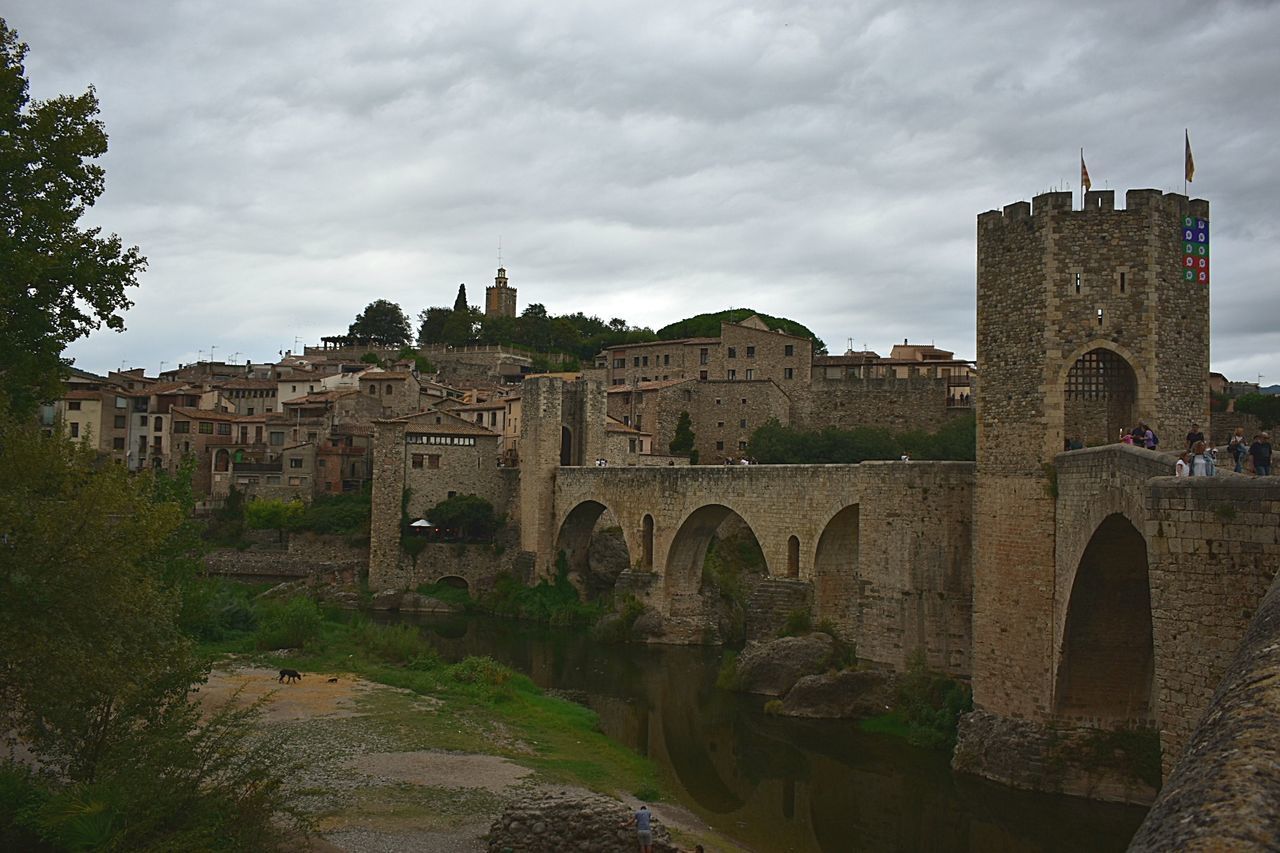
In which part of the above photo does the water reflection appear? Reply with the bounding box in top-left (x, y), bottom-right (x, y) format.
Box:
top-left (394, 613), bottom-right (1146, 853)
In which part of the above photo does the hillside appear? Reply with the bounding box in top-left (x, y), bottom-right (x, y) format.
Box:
top-left (655, 309), bottom-right (827, 354)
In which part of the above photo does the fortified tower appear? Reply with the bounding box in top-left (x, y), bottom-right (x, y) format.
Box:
top-left (485, 266), bottom-right (517, 318)
top-left (972, 189), bottom-right (1210, 723)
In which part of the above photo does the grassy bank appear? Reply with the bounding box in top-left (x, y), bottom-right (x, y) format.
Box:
top-left (199, 590), bottom-right (664, 801)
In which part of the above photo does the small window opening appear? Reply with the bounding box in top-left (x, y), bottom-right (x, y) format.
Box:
top-left (1097, 307), bottom-right (1104, 326)
top-left (1074, 272), bottom-right (1082, 294)
top-left (1119, 271), bottom-right (1127, 293)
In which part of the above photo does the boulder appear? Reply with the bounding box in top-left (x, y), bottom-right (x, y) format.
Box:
top-left (735, 633), bottom-right (835, 696)
top-left (369, 589), bottom-right (403, 611)
top-left (630, 610), bottom-right (666, 638)
top-left (780, 669), bottom-right (894, 718)
top-left (487, 792), bottom-right (679, 853)
top-left (399, 592), bottom-right (460, 613)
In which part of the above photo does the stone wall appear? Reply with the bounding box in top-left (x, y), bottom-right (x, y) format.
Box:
top-left (790, 376), bottom-right (950, 434)
top-left (204, 532), bottom-right (368, 580)
top-left (365, 530), bottom-right (532, 593)
top-left (1129, 567), bottom-right (1280, 851)
top-left (1145, 475), bottom-right (1280, 774)
top-left (1209, 409), bottom-right (1261, 446)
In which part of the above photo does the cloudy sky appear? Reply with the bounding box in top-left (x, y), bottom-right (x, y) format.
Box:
top-left (8, 1), bottom-right (1279, 382)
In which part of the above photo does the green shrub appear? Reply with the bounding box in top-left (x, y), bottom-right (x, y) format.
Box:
top-left (254, 596), bottom-right (323, 650)
top-left (477, 571), bottom-right (602, 626)
top-left (764, 699), bottom-right (784, 716)
top-left (179, 578), bottom-right (257, 641)
top-left (894, 650), bottom-right (973, 750)
top-left (294, 489), bottom-right (372, 538)
top-left (715, 651), bottom-right (741, 690)
top-left (349, 618), bottom-right (435, 664)
top-left (778, 608), bottom-right (812, 637)
top-left (416, 581), bottom-right (474, 609)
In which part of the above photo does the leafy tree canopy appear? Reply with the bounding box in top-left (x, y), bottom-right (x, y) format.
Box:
top-left (348, 298), bottom-right (412, 347)
top-left (656, 309), bottom-right (827, 354)
top-left (0, 18), bottom-right (146, 416)
top-left (670, 410), bottom-right (695, 455)
top-left (748, 413), bottom-right (975, 463)
top-left (426, 493), bottom-right (503, 541)
top-left (1234, 393), bottom-right (1280, 430)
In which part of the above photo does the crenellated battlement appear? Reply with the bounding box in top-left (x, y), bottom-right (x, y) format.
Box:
top-left (978, 188), bottom-right (1209, 229)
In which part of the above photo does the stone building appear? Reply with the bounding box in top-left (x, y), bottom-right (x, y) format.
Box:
top-left (485, 266), bottom-right (517, 318)
top-left (971, 189), bottom-right (1210, 726)
top-left (601, 316), bottom-right (813, 387)
top-left (357, 370), bottom-right (423, 418)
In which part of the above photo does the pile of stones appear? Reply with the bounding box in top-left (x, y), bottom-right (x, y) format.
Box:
top-left (486, 791), bottom-right (679, 852)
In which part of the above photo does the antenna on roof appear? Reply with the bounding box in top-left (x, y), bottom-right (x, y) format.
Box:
top-left (497, 236), bottom-right (503, 267)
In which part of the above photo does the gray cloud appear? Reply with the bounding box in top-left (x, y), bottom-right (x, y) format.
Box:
top-left (6, 0), bottom-right (1277, 382)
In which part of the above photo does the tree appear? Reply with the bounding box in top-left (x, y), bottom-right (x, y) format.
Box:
top-left (1235, 392), bottom-right (1280, 430)
top-left (452, 283), bottom-right (469, 312)
top-left (244, 497), bottom-right (303, 543)
top-left (427, 494), bottom-right (502, 541)
top-left (348, 299), bottom-right (412, 347)
top-left (417, 305), bottom-right (452, 346)
top-left (0, 19), bottom-right (147, 416)
top-left (670, 411), bottom-right (697, 463)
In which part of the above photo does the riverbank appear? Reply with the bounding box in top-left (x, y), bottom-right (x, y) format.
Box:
top-left (199, 598), bottom-right (741, 852)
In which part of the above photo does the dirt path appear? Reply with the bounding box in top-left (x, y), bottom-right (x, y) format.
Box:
top-left (204, 664), bottom-right (746, 852)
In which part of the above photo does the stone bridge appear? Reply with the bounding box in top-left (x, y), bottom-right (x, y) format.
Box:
top-left (540, 460), bottom-right (975, 674)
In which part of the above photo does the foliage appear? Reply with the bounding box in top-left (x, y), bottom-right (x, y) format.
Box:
top-left (348, 617), bottom-right (435, 664)
top-left (890, 650), bottom-right (973, 751)
top-left (416, 580), bottom-right (474, 610)
top-left (656, 308), bottom-right (827, 354)
top-left (477, 568), bottom-right (603, 627)
top-left (205, 485), bottom-right (247, 545)
top-left (715, 651), bottom-right (742, 690)
top-left (0, 19), bottom-right (147, 417)
top-left (670, 410), bottom-right (696, 457)
top-left (0, 417), bottom-right (294, 845)
top-left (420, 298), bottom-right (658, 361)
top-left (590, 595), bottom-right (646, 643)
top-left (748, 413), bottom-right (976, 464)
top-left (348, 298), bottom-right (412, 347)
top-left (294, 488), bottom-right (371, 539)
top-left (763, 699), bottom-right (784, 716)
top-left (179, 578), bottom-right (258, 642)
top-left (816, 619), bottom-right (859, 670)
top-left (1235, 392), bottom-right (1280, 429)
top-left (253, 595), bottom-right (324, 650)
top-left (778, 608), bottom-right (813, 638)
top-left (426, 493), bottom-right (503, 541)
top-left (244, 497), bottom-right (304, 542)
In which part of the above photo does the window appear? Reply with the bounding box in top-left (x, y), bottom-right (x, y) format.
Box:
top-left (715, 398), bottom-right (721, 405)
top-left (629, 438), bottom-right (637, 453)
top-left (270, 431), bottom-right (284, 445)
top-left (428, 454), bottom-right (440, 468)
top-left (385, 384), bottom-right (393, 395)
top-left (183, 441), bottom-right (190, 453)
top-left (216, 423), bottom-right (231, 435)
top-left (239, 426), bottom-right (248, 442)
top-left (139, 415), bottom-right (148, 426)
top-left (112, 437), bottom-right (125, 450)
top-left (447, 490), bottom-right (457, 499)
top-left (784, 344), bottom-right (794, 357)
top-left (635, 415), bottom-right (642, 429)
top-left (291, 385), bottom-right (298, 393)
top-left (317, 458), bottom-right (326, 468)
top-left (1074, 271), bottom-right (1082, 294)
top-left (727, 370), bottom-right (736, 380)
top-left (613, 358), bottom-right (625, 369)
top-left (68, 401), bottom-right (81, 411)
top-left (663, 354), bottom-right (670, 365)
top-left (69, 422), bottom-right (80, 437)
top-left (623, 415), bottom-right (630, 426)
top-left (699, 348), bottom-right (709, 365)
top-left (199, 422), bottom-right (214, 434)
top-left (784, 367), bottom-right (794, 380)
top-left (115, 396), bottom-right (127, 408)
top-left (288, 476), bottom-right (300, 486)
top-left (255, 426), bottom-right (263, 443)
top-left (738, 441), bottom-right (748, 450)
top-left (717, 421), bottom-right (724, 428)
top-left (633, 357), bottom-right (640, 367)
top-left (266, 475), bottom-right (281, 485)
top-left (247, 407), bottom-right (255, 415)
top-left (699, 370), bottom-right (708, 380)
top-left (745, 369), bottom-right (754, 380)
top-left (727, 347), bottom-right (736, 358)
top-left (740, 398), bottom-right (747, 405)
top-left (716, 440), bottom-right (724, 450)
top-left (289, 457), bottom-right (303, 469)
top-left (739, 419), bottom-right (747, 428)
top-left (153, 416), bottom-right (162, 430)
top-left (641, 356), bottom-right (648, 366)
top-left (411, 454), bottom-right (424, 469)
top-left (368, 385), bottom-right (377, 395)
top-left (746, 346), bottom-right (755, 358)
top-left (114, 415), bottom-right (126, 429)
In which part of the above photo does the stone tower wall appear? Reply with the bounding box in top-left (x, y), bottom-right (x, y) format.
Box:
top-left (973, 189), bottom-right (1211, 721)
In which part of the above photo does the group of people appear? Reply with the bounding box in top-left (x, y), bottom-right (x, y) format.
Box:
top-left (1119, 422), bottom-right (1160, 449)
top-left (1173, 423), bottom-right (1272, 478)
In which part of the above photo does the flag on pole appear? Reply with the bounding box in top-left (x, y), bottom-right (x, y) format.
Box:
top-left (1185, 130), bottom-right (1195, 183)
top-left (1080, 149), bottom-right (1092, 192)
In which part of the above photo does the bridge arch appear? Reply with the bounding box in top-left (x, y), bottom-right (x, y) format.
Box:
top-left (1054, 340), bottom-right (1150, 448)
top-left (1054, 512), bottom-right (1155, 725)
top-left (665, 503), bottom-right (766, 597)
top-left (553, 499), bottom-right (634, 596)
top-left (811, 504), bottom-right (860, 627)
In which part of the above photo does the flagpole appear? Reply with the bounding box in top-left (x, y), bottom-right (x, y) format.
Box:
top-left (1183, 129), bottom-right (1188, 196)
top-left (1080, 148), bottom-right (1084, 209)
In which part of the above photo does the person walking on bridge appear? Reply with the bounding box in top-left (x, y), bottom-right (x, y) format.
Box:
top-left (1249, 433), bottom-right (1272, 476)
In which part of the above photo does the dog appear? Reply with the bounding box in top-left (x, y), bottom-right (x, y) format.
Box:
top-left (278, 668), bottom-right (302, 684)
top-left (327, 677), bottom-right (338, 683)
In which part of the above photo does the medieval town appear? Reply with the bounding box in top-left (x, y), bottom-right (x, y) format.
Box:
top-left (5, 6), bottom-right (1280, 853)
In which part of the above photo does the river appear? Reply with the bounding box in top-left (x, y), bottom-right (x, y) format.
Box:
top-left (393, 612), bottom-right (1146, 853)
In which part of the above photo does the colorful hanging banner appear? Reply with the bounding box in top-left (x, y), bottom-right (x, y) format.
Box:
top-left (1181, 215), bottom-right (1209, 285)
